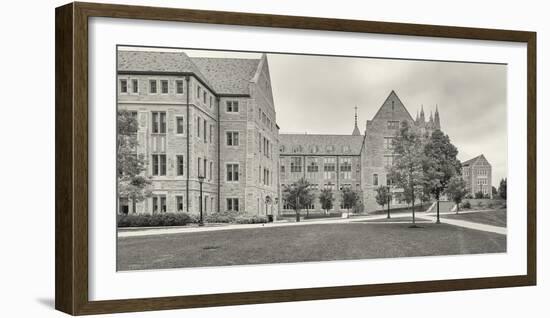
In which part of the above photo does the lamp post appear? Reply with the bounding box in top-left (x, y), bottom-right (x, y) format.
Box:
top-left (386, 186), bottom-right (391, 219)
top-left (198, 174), bottom-right (205, 226)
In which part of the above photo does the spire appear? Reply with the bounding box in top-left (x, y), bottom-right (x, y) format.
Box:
top-left (434, 104), bottom-right (441, 129)
top-left (419, 104), bottom-right (425, 122)
top-left (352, 106), bottom-right (361, 136)
top-left (416, 109), bottom-right (419, 122)
top-left (429, 110), bottom-right (433, 122)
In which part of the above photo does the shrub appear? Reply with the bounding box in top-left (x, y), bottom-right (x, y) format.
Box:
top-left (117, 213), bottom-right (197, 227)
top-left (477, 201), bottom-right (484, 208)
top-left (204, 210), bottom-right (240, 223)
top-left (235, 215), bottom-right (268, 224)
top-left (465, 194), bottom-right (473, 199)
top-left (461, 201), bottom-right (471, 209)
top-left (487, 202), bottom-right (494, 209)
top-left (475, 191), bottom-right (484, 199)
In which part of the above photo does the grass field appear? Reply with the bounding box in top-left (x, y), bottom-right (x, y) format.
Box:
top-left (117, 222), bottom-right (506, 271)
top-left (441, 210), bottom-right (507, 227)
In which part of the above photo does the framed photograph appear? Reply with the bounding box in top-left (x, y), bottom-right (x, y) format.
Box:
top-left (55, 2), bottom-right (536, 315)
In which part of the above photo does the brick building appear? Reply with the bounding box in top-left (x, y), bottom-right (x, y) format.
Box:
top-left (461, 154), bottom-right (493, 198)
top-left (118, 50), bottom-right (479, 216)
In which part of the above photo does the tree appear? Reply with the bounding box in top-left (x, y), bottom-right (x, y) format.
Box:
top-left (498, 178), bottom-right (507, 200)
top-left (492, 186), bottom-right (498, 197)
top-left (422, 130), bottom-right (461, 223)
top-left (282, 177), bottom-right (312, 222)
top-left (375, 186), bottom-right (389, 209)
top-left (319, 188), bottom-right (334, 215)
top-left (302, 191), bottom-right (315, 218)
top-left (447, 176), bottom-right (468, 214)
top-left (475, 191), bottom-right (484, 199)
top-left (341, 187), bottom-right (360, 215)
top-left (117, 110), bottom-right (152, 214)
top-left (388, 121), bottom-right (425, 226)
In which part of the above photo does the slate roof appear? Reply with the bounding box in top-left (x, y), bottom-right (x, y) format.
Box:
top-left (117, 51), bottom-right (262, 95)
top-left (191, 57), bottom-right (261, 95)
top-left (279, 134), bottom-right (364, 156)
top-left (462, 154), bottom-right (488, 166)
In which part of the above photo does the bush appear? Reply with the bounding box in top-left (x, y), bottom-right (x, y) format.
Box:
top-left (117, 213), bottom-right (197, 227)
top-left (465, 194), bottom-right (473, 199)
top-left (235, 215), bottom-right (268, 224)
top-left (475, 191), bottom-right (484, 199)
top-left (487, 202), bottom-right (494, 209)
top-left (461, 201), bottom-right (471, 209)
top-left (204, 210), bottom-right (240, 223)
top-left (477, 201), bottom-right (484, 208)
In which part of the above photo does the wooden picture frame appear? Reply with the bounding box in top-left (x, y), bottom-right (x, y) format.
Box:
top-left (55, 2), bottom-right (536, 315)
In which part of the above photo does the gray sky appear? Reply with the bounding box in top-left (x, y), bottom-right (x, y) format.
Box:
top-left (121, 46), bottom-right (507, 186)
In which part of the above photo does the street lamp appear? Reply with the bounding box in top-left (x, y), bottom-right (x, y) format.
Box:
top-left (386, 185), bottom-right (391, 219)
top-left (198, 174), bottom-right (205, 226)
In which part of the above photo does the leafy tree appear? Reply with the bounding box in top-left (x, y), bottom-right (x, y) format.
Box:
top-left (319, 188), bottom-right (334, 215)
top-left (475, 191), bottom-right (484, 199)
top-left (117, 110), bottom-right (152, 214)
top-left (341, 187), bottom-right (360, 213)
top-left (389, 121), bottom-right (425, 226)
top-left (492, 186), bottom-right (498, 197)
top-left (282, 177), bottom-right (312, 222)
top-left (375, 186), bottom-right (389, 209)
top-left (447, 176), bottom-right (468, 214)
top-left (498, 178), bottom-right (507, 200)
top-left (422, 130), bottom-right (461, 223)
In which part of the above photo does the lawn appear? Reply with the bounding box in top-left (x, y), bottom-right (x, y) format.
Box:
top-left (117, 222), bottom-right (506, 271)
top-left (441, 210), bottom-right (507, 227)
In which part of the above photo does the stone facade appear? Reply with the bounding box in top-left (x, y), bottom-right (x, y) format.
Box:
top-left (118, 50), bottom-right (487, 217)
top-left (117, 51), bottom-right (278, 216)
top-left (462, 154), bottom-right (493, 198)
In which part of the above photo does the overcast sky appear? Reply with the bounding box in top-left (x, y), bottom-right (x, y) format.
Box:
top-left (121, 46), bottom-right (507, 186)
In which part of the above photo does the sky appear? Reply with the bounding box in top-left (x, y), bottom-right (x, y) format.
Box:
top-left (120, 46), bottom-right (508, 186)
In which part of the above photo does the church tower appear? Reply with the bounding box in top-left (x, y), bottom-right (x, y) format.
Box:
top-left (434, 105), bottom-right (441, 130)
top-left (352, 106), bottom-right (361, 136)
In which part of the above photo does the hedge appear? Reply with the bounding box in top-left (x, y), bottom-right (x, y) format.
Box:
top-left (117, 213), bottom-right (197, 227)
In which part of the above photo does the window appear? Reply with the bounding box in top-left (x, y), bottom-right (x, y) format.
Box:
top-left (340, 158), bottom-right (352, 180)
top-left (197, 85), bottom-right (201, 98)
top-left (258, 133), bottom-right (262, 153)
top-left (175, 116), bottom-right (184, 135)
top-left (209, 125), bottom-right (213, 143)
top-left (203, 91), bottom-right (207, 103)
top-left (290, 157), bottom-right (302, 173)
top-left (197, 117), bottom-right (201, 138)
top-left (387, 121), bottom-right (400, 129)
top-left (373, 173), bottom-right (379, 186)
top-left (386, 175), bottom-right (393, 186)
top-left (176, 80), bottom-right (184, 94)
top-left (149, 79), bottom-right (157, 94)
top-left (384, 155), bottom-right (394, 167)
top-left (209, 96), bottom-right (213, 108)
top-left (324, 157), bottom-right (336, 179)
top-left (176, 155), bottom-right (184, 176)
top-left (227, 131), bottom-right (239, 146)
top-left (384, 137), bottom-right (395, 150)
top-left (131, 79), bottom-right (138, 94)
top-left (152, 195), bottom-right (166, 214)
top-left (280, 165), bottom-right (285, 173)
top-left (227, 198), bottom-right (239, 211)
top-left (227, 164), bottom-right (239, 182)
top-left (197, 157), bottom-right (201, 178)
top-left (152, 154), bottom-right (166, 176)
top-left (203, 119), bottom-right (207, 143)
top-left (209, 161), bottom-right (213, 181)
top-left (119, 197), bottom-right (129, 214)
top-left (343, 145), bottom-right (351, 153)
top-left (160, 80), bottom-right (168, 94)
top-left (307, 161), bottom-right (319, 172)
top-left (128, 111), bottom-right (138, 133)
top-left (204, 159), bottom-right (207, 179)
top-left (151, 111), bottom-right (166, 134)
top-left (120, 79), bottom-right (128, 93)
top-left (324, 183), bottom-right (336, 191)
top-left (226, 101), bottom-right (239, 112)
top-left (326, 145), bottom-right (334, 153)
top-left (176, 196), bottom-right (184, 212)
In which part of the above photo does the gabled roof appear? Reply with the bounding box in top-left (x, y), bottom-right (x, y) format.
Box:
top-left (371, 90), bottom-right (414, 122)
top-left (462, 154), bottom-right (489, 167)
top-left (117, 50), bottom-right (214, 88)
top-left (191, 57), bottom-right (261, 95)
top-left (279, 134), bottom-right (364, 155)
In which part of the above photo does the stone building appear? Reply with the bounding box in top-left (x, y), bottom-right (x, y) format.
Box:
top-left (118, 50), bottom-right (460, 216)
top-left (117, 51), bottom-right (279, 216)
top-left (461, 154), bottom-right (493, 198)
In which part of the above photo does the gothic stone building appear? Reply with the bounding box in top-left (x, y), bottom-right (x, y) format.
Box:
top-left (118, 51), bottom-right (459, 216)
top-left (117, 51), bottom-right (279, 215)
top-left (461, 154), bottom-right (493, 198)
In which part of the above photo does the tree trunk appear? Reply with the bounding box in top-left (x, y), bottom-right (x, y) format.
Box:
top-left (456, 201), bottom-right (460, 214)
top-left (436, 191), bottom-right (441, 224)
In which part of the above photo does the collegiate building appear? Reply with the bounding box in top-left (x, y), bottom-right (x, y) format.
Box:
top-left (461, 154), bottom-right (493, 198)
top-left (117, 51), bottom-right (490, 216)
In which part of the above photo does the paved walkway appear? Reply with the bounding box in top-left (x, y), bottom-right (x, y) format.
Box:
top-left (118, 209), bottom-right (506, 238)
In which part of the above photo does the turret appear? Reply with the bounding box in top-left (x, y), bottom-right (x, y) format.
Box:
top-left (434, 105), bottom-right (441, 129)
top-left (352, 106), bottom-right (361, 136)
top-left (419, 105), bottom-right (426, 127)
